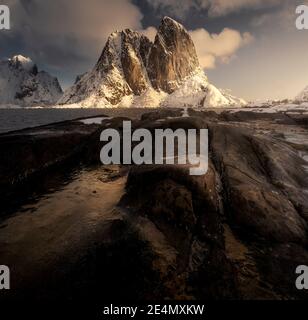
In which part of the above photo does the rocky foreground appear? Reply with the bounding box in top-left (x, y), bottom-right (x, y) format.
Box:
top-left (0, 108), bottom-right (308, 301)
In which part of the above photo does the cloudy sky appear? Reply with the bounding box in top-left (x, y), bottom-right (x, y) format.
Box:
top-left (1, 0), bottom-right (308, 100)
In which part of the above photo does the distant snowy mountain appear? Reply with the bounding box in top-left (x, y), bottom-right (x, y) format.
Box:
top-left (59, 17), bottom-right (245, 109)
top-left (295, 86), bottom-right (308, 102)
top-left (0, 55), bottom-right (63, 107)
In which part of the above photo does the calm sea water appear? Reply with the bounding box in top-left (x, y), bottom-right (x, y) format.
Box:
top-left (0, 108), bottom-right (110, 134)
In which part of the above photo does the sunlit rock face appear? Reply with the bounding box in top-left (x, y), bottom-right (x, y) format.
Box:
top-left (120, 29), bottom-right (152, 95)
top-left (59, 17), bottom-right (245, 108)
top-left (147, 17), bottom-right (199, 93)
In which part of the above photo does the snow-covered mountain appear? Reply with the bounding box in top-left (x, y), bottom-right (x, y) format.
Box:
top-left (0, 55), bottom-right (63, 107)
top-left (295, 86), bottom-right (308, 102)
top-left (59, 17), bottom-right (245, 109)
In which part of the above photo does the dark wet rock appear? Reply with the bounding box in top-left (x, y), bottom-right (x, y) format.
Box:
top-left (256, 243), bottom-right (308, 299)
top-left (287, 113), bottom-right (308, 129)
top-left (189, 109), bottom-right (222, 122)
top-left (148, 178), bottom-right (197, 230)
top-left (66, 219), bottom-right (163, 301)
top-left (138, 115), bottom-right (208, 133)
top-left (218, 111), bottom-right (298, 124)
top-left (140, 109), bottom-right (182, 122)
top-left (1, 109), bottom-right (308, 301)
top-left (120, 162), bottom-right (239, 299)
top-left (210, 123), bottom-right (307, 243)
top-left (0, 119), bottom-right (103, 198)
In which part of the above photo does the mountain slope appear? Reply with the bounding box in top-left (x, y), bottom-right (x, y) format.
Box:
top-left (59, 17), bottom-right (245, 108)
top-left (295, 86), bottom-right (308, 102)
top-left (0, 55), bottom-right (63, 106)
top-left (59, 30), bottom-right (151, 107)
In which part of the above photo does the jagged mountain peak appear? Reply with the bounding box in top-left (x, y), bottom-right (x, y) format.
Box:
top-left (161, 16), bottom-right (185, 29)
top-left (59, 16), bottom-right (245, 108)
top-left (10, 55), bottom-right (34, 67)
top-left (0, 55), bottom-right (63, 106)
top-left (148, 16), bottom-right (199, 93)
top-left (95, 28), bottom-right (151, 71)
top-left (5, 55), bottom-right (37, 75)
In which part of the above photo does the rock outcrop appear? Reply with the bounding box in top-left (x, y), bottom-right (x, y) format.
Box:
top-left (59, 17), bottom-right (245, 108)
top-left (1, 108), bottom-right (307, 301)
top-left (147, 17), bottom-right (199, 93)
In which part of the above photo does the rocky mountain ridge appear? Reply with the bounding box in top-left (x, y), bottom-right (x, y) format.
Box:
top-left (0, 55), bottom-right (63, 106)
top-left (59, 17), bottom-right (246, 108)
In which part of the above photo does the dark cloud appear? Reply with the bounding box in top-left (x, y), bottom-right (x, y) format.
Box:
top-left (1, 0), bottom-right (307, 99)
top-left (1, 0), bottom-right (143, 87)
top-left (135, 0), bottom-right (303, 33)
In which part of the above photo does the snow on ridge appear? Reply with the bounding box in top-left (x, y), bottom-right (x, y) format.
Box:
top-left (295, 85), bottom-right (308, 102)
top-left (0, 54), bottom-right (63, 107)
top-left (56, 69), bottom-right (246, 109)
top-left (10, 55), bottom-right (35, 71)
